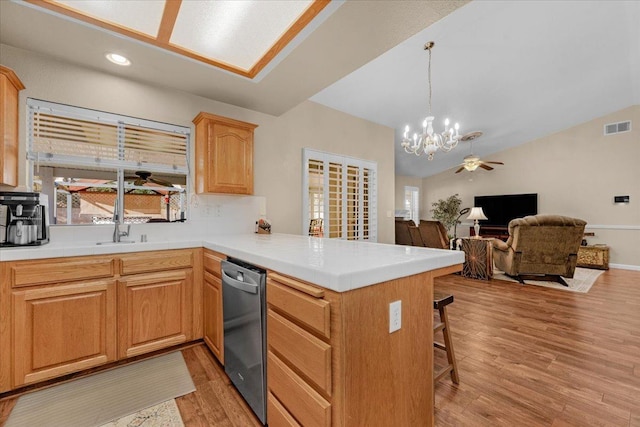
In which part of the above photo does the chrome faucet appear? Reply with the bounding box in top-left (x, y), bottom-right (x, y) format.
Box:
top-left (112, 197), bottom-right (131, 243)
top-left (113, 222), bottom-right (131, 243)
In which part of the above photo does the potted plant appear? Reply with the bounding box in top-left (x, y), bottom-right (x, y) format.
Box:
top-left (430, 194), bottom-right (463, 240)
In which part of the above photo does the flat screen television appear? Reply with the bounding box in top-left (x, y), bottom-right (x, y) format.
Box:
top-left (473, 193), bottom-right (538, 227)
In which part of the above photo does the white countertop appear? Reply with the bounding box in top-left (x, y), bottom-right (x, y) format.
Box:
top-left (0, 233), bottom-right (463, 292)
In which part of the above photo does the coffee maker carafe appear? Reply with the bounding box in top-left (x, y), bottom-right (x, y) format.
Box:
top-left (0, 192), bottom-right (50, 247)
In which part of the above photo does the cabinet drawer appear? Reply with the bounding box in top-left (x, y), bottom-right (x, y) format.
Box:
top-left (268, 280), bottom-right (330, 339)
top-left (203, 250), bottom-right (225, 277)
top-left (268, 392), bottom-right (302, 427)
top-left (9, 257), bottom-right (117, 288)
top-left (268, 309), bottom-right (331, 394)
top-left (268, 352), bottom-right (330, 427)
top-left (120, 249), bottom-right (193, 275)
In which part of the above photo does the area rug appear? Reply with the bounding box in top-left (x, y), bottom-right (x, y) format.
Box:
top-left (492, 267), bottom-right (605, 293)
top-left (99, 399), bottom-right (184, 427)
top-left (6, 351), bottom-right (195, 427)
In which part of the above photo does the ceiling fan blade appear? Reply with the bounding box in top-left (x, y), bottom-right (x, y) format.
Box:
top-left (455, 166), bottom-right (465, 174)
top-left (484, 161), bottom-right (504, 165)
top-left (149, 177), bottom-right (175, 188)
top-left (479, 163), bottom-right (494, 171)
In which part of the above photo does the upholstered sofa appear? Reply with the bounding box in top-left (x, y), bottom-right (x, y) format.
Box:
top-left (492, 214), bottom-right (587, 286)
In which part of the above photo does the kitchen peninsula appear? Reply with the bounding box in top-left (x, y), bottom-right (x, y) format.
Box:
top-left (0, 234), bottom-right (463, 426)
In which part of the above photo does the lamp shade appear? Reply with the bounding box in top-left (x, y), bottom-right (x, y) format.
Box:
top-left (467, 207), bottom-right (488, 221)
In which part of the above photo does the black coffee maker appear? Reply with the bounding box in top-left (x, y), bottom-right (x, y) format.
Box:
top-left (0, 192), bottom-right (50, 247)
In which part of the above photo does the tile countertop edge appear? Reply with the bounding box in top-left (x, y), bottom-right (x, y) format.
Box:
top-left (203, 240), bottom-right (464, 292)
top-left (1, 235), bottom-right (464, 292)
top-left (0, 240), bottom-right (204, 261)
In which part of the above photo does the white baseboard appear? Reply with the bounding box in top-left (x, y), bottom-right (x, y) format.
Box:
top-left (610, 263), bottom-right (640, 271)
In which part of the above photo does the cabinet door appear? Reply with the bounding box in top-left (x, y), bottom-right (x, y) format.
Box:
top-left (0, 66), bottom-right (24, 187)
top-left (118, 270), bottom-right (193, 358)
top-left (207, 122), bottom-right (254, 194)
top-left (12, 279), bottom-right (117, 387)
top-left (203, 271), bottom-right (224, 363)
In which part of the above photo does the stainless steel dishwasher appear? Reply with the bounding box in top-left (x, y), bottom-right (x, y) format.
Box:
top-left (221, 258), bottom-right (267, 424)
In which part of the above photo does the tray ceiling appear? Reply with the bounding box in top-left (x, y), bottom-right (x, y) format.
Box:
top-left (24, 0), bottom-right (329, 78)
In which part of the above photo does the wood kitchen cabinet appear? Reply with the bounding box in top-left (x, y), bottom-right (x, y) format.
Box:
top-left (193, 112), bottom-right (257, 195)
top-left (0, 65), bottom-right (25, 187)
top-left (266, 265), bottom-right (460, 426)
top-left (0, 248), bottom-right (199, 392)
top-left (12, 279), bottom-right (117, 388)
top-left (202, 249), bottom-right (225, 363)
top-left (118, 250), bottom-right (195, 358)
top-left (118, 270), bottom-right (193, 358)
top-left (0, 255), bottom-right (118, 390)
top-left (266, 272), bottom-right (333, 427)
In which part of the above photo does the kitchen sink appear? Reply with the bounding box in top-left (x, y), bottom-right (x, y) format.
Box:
top-left (96, 240), bottom-right (136, 245)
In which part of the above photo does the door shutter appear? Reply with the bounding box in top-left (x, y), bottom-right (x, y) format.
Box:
top-left (303, 149), bottom-right (377, 242)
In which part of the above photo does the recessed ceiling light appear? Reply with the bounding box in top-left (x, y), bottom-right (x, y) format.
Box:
top-left (105, 53), bottom-right (131, 66)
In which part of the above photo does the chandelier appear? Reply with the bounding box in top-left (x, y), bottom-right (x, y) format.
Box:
top-left (401, 41), bottom-right (461, 160)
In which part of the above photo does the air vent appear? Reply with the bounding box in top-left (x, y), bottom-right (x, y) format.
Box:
top-left (604, 120), bottom-right (631, 135)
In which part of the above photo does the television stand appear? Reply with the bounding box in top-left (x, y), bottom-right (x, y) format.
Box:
top-left (470, 226), bottom-right (509, 241)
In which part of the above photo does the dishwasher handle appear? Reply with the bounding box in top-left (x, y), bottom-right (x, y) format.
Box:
top-left (222, 269), bottom-right (259, 294)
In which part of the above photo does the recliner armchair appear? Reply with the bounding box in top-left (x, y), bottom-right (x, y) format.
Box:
top-left (492, 215), bottom-right (586, 286)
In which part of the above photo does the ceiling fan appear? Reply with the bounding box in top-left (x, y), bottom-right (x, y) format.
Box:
top-left (454, 131), bottom-right (504, 173)
top-left (125, 171), bottom-right (175, 188)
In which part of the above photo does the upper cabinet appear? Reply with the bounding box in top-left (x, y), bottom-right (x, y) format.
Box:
top-left (193, 112), bottom-right (258, 195)
top-left (0, 65), bottom-right (25, 187)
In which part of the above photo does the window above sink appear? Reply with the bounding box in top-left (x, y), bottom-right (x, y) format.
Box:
top-left (27, 99), bottom-right (190, 226)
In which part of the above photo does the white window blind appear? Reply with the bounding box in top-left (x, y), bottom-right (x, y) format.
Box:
top-left (27, 99), bottom-right (189, 174)
top-left (303, 149), bottom-right (377, 242)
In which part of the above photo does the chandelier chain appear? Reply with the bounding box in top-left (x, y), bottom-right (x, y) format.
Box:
top-left (427, 45), bottom-right (432, 115)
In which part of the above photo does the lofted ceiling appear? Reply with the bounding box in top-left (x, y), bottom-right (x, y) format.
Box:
top-left (311, 0), bottom-right (640, 178)
top-left (2, 1), bottom-right (637, 180)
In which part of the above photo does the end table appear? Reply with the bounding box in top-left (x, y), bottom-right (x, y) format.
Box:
top-left (459, 237), bottom-right (494, 280)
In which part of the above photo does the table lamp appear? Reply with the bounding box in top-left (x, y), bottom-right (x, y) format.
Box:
top-left (467, 207), bottom-right (488, 238)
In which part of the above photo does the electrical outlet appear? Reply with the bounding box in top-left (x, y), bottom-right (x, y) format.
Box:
top-left (213, 205), bottom-right (222, 218)
top-left (389, 300), bottom-right (402, 333)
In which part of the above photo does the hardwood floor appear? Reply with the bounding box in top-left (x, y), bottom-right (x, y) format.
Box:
top-left (434, 268), bottom-right (640, 427)
top-left (176, 345), bottom-right (261, 427)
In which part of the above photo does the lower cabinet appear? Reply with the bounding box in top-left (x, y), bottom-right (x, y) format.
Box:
top-left (12, 279), bottom-right (117, 387)
top-left (203, 271), bottom-right (224, 363)
top-left (118, 270), bottom-right (193, 358)
top-left (202, 249), bottom-right (225, 364)
top-left (0, 249), bottom-right (198, 392)
top-left (266, 272), bottom-right (333, 427)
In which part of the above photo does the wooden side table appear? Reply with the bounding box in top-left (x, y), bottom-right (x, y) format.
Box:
top-left (459, 237), bottom-right (494, 280)
top-left (577, 245), bottom-right (609, 270)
